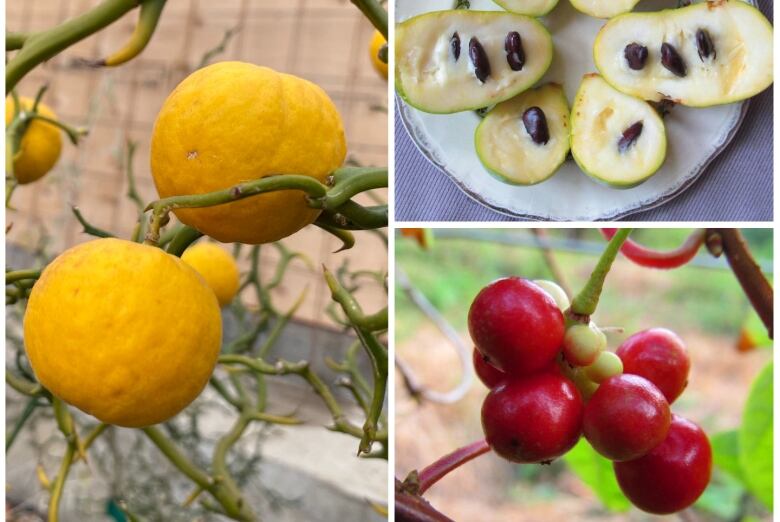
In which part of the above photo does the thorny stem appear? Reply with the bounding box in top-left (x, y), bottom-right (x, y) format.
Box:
top-left (7, 32), bottom-right (29, 50)
top-left (6, 370), bottom-right (44, 397)
top-left (48, 444), bottom-right (76, 522)
top-left (166, 226), bottom-right (203, 256)
top-left (569, 228), bottom-right (632, 320)
top-left (89, 0), bottom-right (166, 67)
top-left (706, 229), bottom-right (773, 338)
top-left (72, 206), bottom-right (114, 238)
top-left (6, 397), bottom-right (41, 452)
top-left (413, 439), bottom-right (491, 495)
top-left (7, 0), bottom-right (142, 91)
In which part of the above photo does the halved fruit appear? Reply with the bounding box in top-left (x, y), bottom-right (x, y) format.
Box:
top-left (570, 0), bottom-right (640, 19)
top-left (493, 0), bottom-right (559, 17)
top-left (475, 83), bottom-right (570, 185)
top-left (594, 1), bottom-right (774, 107)
top-left (396, 10), bottom-right (554, 114)
top-left (571, 75), bottom-right (667, 188)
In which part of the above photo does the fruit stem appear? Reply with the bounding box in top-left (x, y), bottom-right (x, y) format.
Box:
top-left (165, 226), bottom-right (203, 256)
top-left (5, 268), bottom-right (42, 283)
top-left (570, 229), bottom-right (632, 319)
top-left (71, 206), bottom-right (114, 238)
top-left (706, 229), bottom-right (773, 338)
top-left (414, 439), bottom-right (491, 494)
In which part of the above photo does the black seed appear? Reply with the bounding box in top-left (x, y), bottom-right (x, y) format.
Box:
top-left (618, 121), bottom-right (644, 153)
top-left (450, 32), bottom-right (461, 61)
top-left (624, 43), bottom-right (648, 70)
top-left (469, 37), bottom-right (491, 83)
top-left (661, 43), bottom-right (687, 77)
top-left (522, 107), bottom-right (550, 145)
top-left (696, 29), bottom-right (716, 61)
top-left (505, 31), bottom-right (525, 71)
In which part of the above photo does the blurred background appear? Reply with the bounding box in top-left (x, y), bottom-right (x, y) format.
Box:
top-left (395, 228), bottom-right (772, 522)
top-left (7, 1), bottom-right (388, 520)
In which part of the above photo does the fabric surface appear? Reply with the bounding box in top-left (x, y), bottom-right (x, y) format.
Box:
top-left (395, 0), bottom-right (773, 222)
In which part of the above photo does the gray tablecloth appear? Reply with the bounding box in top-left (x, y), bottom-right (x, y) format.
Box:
top-left (395, 0), bottom-right (773, 222)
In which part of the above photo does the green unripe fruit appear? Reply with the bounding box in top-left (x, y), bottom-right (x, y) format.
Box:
top-left (533, 279), bottom-right (570, 312)
top-left (584, 351), bottom-right (624, 383)
top-left (563, 322), bottom-right (607, 367)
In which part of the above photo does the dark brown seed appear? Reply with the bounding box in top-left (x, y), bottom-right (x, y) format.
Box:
top-left (624, 43), bottom-right (648, 70)
top-left (505, 31), bottom-right (525, 71)
top-left (618, 121), bottom-right (644, 153)
top-left (469, 37), bottom-right (491, 83)
top-left (522, 107), bottom-right (549, 145)
top-left (696, 29), bottom-right (716, 61)
top-left (451, 32), bottom-right (461, 61)
top-left (661, 43), bottom-right (687, 77)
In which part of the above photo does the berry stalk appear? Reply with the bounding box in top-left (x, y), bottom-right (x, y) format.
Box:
top-left (416, 439), bottom-right (491, 494)
top-left (601, 228), bottom-right (705, 269)
top-left (570, 229), bottom-right (631, 319)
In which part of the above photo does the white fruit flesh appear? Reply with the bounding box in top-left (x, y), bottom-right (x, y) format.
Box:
top-left (475, 84), bottom-right (570, 185)
top-left (494, 0), bottom-right (560, 17)
top-left (396, 10), bottom-right (554, 114)
top-left (594, 1), bottom-right (773, 107)
top-left (570, 0), bottom-right (640, 19)
top-left (571, 75), bottom-right (666, 188)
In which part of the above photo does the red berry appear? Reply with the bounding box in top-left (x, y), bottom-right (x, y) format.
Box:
top-left (481, 373), bottom-right (583, 463)
top-left (469, 278), bottom-right (564, 376)
top-left (583, 374), bottom-right (670, 461)
top-left (617, 328), bottom-right (690, 403)
top-left (473, 348), bottom-right (505, 388)
top-left (614, 415), bottom-right (712, 514)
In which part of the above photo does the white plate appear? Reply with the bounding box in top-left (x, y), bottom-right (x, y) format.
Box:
top-left (396, 0), bottom-right (753, 221)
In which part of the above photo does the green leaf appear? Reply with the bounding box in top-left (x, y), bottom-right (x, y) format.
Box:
top-left (695, 473), bottom-right (745, 519)
top-left (738, 362), bottom-right (773, 509)
top-left (710, 430), bottom-right (744, 482)
top-left (739, 310), bottom-right (773, 350)
top-left (564, 439), bottom-right (631, 511)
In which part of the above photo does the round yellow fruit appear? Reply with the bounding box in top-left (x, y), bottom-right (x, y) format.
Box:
top-left (5, 96), bottom-right (63, 184)
top-left (369, 30), bottom-right (388, 79)
top-left (182, 242), bottom-right (240, 307)
top-left (150, 61), bottom-right (346, 244)
top-left (23, 238), bottom-right (222, 427)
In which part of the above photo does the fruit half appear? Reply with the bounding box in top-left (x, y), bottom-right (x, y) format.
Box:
top-left (571, 74), bottom-right (667, 188)
top-left (475, 83), bottom-right (570, 185)
top-left (570, 0), bottom-right (640, 19)
top-left (396, 10), bottom-right (554, 114)
top-left (493, 0), bottom-right (559, 17)
top-left (594, 1), bottom-right (774, 107)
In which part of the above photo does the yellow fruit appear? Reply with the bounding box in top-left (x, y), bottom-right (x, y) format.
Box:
top-left (182, 242), bottom-right (240, 307)
top-left (369, 30), bottom-right (388, 79)
top-left (5, 96), bottom-right (63, 184)
top-left (23, 238), bottom-right (222, 427)
top-left (150, 61), bottom-right (346, 244)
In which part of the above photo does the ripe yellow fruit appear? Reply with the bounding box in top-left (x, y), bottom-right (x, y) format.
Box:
top-left (369, 30), bottom-right (388, 79)
top-left (5, 96), bottom-right (63, 184)
top-left (182, 242), bottom-right (240, 307)
top-left (23, 238), bottom-right (222, 427)
top-left (150, 61), bottom-right (346, 244)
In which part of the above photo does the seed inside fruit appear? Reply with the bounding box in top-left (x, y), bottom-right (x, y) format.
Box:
top-left (451, 32), bottom-right (461, 61)
top-left (624, 43), bottom-right (648, 70)
top-left (660, 43), bottom-right (687, 77)
top-left (469, 37), bottom-right (491, 83)
top-left (618, 121), bottom-right (644, 153)
top-left (522, 107), bottom-right (550, 145)
top-left (696, 29), bottom-right (716, 61)
top-left (505, 31), bottom-right (525, 72)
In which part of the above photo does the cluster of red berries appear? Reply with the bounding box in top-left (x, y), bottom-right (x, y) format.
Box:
top-left (469, 277), bottom-right (712, 515)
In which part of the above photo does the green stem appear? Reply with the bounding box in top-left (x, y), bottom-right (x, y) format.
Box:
top-left (569, 228), bottom-right (632, 319)
top-left (7, 0), bottom-right (141, 91)
top-left (48, 443), bottom-right (75, 522)
top-left (6, 397), bottom-right (41, 452)
top-left (314, 167), bottom-right (387, 210)
top-left (142, 426), bottom-right (212, 489)
top-left (97, 0), bottom-right (166, 67)
top-left (350, 0), bottom-right (388, 38)
top-left (26, 113), bottom-right (87, 145)
top-left (166, 226), bottom-right (203, 256)
top-left (143, 174), bottom-right (328, 245)
top-left (331, 202), bottom-right (388, 229)
top-left (72, 206), bottom-right (114, 238)
top-left (6, 268), bottom-right (42, 283)
top-left (313, 220), bottom-right (355, 252)
top-left (6, 370), bottom-right (44, 396)
top-left (7, 32), bottom-right (29, 50)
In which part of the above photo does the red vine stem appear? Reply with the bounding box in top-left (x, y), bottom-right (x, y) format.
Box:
top-left (416, 439), bottom-right (491, 494)
top-left (601, 228), bottom-right (706, 269)
top-left (706, 229), bottom-right (773, 339)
